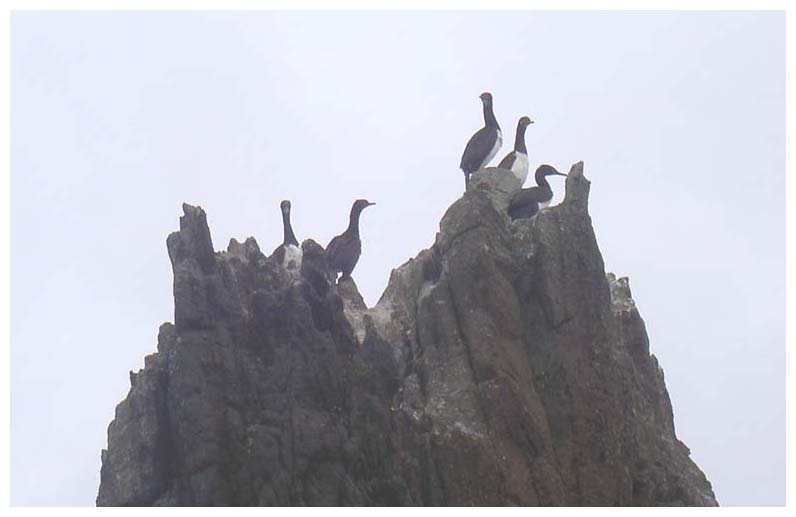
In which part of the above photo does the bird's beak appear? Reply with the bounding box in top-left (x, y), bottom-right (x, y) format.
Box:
top-left (368, 202), bottom-right (376, 206)
top-left (555, 172), bottom-right (567, 177)
top-left (529, 120), bottom-right (535, 124)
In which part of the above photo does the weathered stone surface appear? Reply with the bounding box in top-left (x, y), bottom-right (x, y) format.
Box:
top-left (98, 163), bottom-right (717, 506)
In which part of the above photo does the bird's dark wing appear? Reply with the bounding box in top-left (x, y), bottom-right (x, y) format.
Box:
top-left (326, 232), bottom-right (361, 276)
top-left (460, 127), bottom-right (497, 173)
top-left (515, 186), bottom-right (546, 203)
top-left (325, 234), bottom-right (344, 267)
top-left (507, 188), bottom-right (541, 220)
top-left (498, 151), bottom-right (516, 170)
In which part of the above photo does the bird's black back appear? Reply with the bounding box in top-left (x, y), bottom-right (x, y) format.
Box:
top-left (507, 187), bottom-right (551, 220)
top-left (460, 126), bottom-right (499, 174)
top-left (498, 151), bottom-right (517, 170)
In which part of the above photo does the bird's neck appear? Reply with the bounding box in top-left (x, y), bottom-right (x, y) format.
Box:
top-left (535, 172), bottom-right (552, 192)
top-left (347, 210), bottom-right (361, 236)
top-left (282, 212), bottom-right (298, 246)
top-left (514, 125), bottom-right (527, 153)
top-left (483, 103), bottom-right (499, 129)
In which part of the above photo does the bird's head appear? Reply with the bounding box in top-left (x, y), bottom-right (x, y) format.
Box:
top-left (352, 199), bottom-right (376, 214)
top-left (519, 116), bottom-right (534, 127)
top-left (536, 164), bottom-right (567, 178)
top-left (479, 92), bottom-right (493, 105)
top-left (280, 200), bottom-right (291, 214)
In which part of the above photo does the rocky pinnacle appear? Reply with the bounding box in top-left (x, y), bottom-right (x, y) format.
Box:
top-left (97, 164), bottom-right (717, 506)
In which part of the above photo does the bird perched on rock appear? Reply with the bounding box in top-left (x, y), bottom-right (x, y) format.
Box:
top-left (326, 199), bottom-right (375, 280)
top-left (498, 116), bottom-right (533, 185)
top-left (507, 164), bottom-right (567, 220)
top-left (460, 92), bottom-right (502, 191)
top-left (272, 200), bottom-right (302, 268)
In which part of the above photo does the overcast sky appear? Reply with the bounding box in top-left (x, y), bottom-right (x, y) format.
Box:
top-left (11, 11), bottom-right (784, 506)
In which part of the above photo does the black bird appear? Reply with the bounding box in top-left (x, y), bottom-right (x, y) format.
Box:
top-left (460, 92), bottom-right (502, 190)
top-left (498, 116), bottom-right (533, 185)
top-left (326, 199), bottom-right (375, 280)
top-left (272, 200), bottom-right (302, 268)
top-left (507, 165), bottom-right (567, 220)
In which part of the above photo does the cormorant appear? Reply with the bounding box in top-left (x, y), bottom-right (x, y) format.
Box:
top-left (326, 199), bottom-right (375, 280)
top-left (498, 116), bottom-right (533, 184)
top-left (459, 92), bottom-right (502, 190)
top-left (272, 200), bottom-right (302, 268)
top-left (507, 165), bottom-right (567, 220)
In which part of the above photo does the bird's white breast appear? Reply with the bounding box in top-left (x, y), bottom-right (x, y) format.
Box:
top-left (283, 244), bottom-right (303, 269)
top-left (480, 129), bottom-right (503, 169)
top-left (511, 152), bottom-right (529, 184)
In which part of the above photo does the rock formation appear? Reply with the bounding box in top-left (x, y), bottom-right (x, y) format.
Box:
top-left (97, 163), bottom-right (717, 506)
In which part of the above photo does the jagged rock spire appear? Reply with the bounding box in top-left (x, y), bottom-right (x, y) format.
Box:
top-left (98, 163), bottom-right (717, 507)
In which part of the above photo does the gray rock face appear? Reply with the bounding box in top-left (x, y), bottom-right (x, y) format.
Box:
top-left (97, 164), bottom-right (717, 506)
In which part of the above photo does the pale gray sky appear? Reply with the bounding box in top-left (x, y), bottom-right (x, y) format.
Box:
top-left (11, 11), bottom-right (784, 506)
